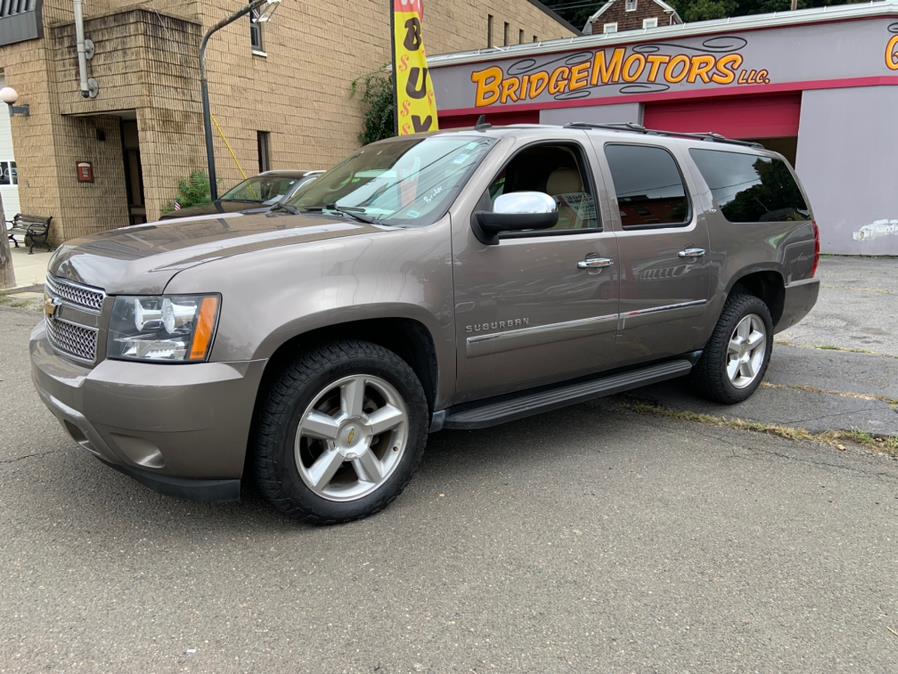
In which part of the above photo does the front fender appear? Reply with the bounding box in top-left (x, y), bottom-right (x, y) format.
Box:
top-left (163, 218), bottom-right (456, 398)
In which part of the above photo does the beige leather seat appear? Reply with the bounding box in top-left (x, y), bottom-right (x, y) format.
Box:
top-left (546, 167), bottom-right (586, 229)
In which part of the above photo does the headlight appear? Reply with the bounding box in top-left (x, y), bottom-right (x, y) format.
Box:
top-left (108, 295), bottom-right (220, 362)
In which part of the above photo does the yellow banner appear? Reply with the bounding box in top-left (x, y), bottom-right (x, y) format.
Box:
top-left (391, 0), bottom-right (438, 135)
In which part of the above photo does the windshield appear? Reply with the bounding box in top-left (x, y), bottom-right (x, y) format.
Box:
top-left (221, 175), bottom-right (305, 205)
top-left (289, 136), bottom-right (497, 226)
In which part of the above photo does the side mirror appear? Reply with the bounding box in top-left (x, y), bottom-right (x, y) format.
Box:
top-left (473, 191), bottom-right (558, 245)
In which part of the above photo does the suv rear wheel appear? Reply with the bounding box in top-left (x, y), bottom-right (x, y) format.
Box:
top-left (253, 340), bottom-right (428, 524)
top-left (691, 293), bottom-right (773, 404)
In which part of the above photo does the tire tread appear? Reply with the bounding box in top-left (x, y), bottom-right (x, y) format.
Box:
top-left (691, 293), bottom-right (773, 404)
top-left (252, 340), bottom-right (427, 525)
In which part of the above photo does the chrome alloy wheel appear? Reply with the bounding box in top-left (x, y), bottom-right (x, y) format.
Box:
top-left (727, 313), bottom-right (767, 389)
top-left (294, 374), bottom-right (409, 502)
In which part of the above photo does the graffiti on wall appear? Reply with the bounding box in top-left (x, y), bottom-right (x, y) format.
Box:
top-left (470, 36), bottom-right (774, 107)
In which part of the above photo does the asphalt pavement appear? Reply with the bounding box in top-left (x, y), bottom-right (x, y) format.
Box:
top-left (1, 257), bottom-right (896, 672)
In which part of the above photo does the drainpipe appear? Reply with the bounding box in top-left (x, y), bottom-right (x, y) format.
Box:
top-left (73, 0), bottom-right (99, 98)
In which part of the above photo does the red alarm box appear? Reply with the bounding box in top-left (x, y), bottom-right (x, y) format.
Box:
top-left (76, 161), bottom-right (94, 183)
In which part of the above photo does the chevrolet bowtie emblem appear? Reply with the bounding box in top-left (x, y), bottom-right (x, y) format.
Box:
top-left (347, 428), bottom-right (358, 445)
top-left (44, 296), bottom-right (61, 319)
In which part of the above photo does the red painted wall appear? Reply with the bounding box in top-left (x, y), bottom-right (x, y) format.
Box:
top-left (439, 109), bottom-right (540, 129)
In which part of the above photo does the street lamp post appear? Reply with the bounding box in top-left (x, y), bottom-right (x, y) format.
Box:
top-left (200, 0), bottom-right (282, 200)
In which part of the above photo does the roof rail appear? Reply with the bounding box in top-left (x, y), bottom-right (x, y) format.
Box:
top-left (564, 122), bottom-right (764, 148)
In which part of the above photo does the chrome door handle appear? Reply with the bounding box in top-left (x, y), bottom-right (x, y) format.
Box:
top-left (678, 248), bottom-right (706, 258)
top-left (578, 256), bottom-right (614, 270)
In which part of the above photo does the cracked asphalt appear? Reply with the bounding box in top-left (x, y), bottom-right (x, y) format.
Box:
top-left (1, 257), bottom-right (897, 672)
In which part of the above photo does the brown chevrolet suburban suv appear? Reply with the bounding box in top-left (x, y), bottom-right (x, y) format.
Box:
top-left (31, 124), bottom-right (820, 524)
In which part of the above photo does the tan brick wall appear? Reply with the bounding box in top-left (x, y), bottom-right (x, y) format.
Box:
top-left (1, 20), bottom-right (64, 241)
top-left (201, 0), bottom-right (576, 196)
top-left (2, 0), bottom-right (574, 239)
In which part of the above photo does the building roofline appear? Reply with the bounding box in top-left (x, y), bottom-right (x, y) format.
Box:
top-left (584, 0), bottom-right (615, 26)
top-left (429, 0), bottom-right (898, 67)
top-left (584, 0), bottom-right (684, 32)
top-left (524, 0), bottom-right (583, 36)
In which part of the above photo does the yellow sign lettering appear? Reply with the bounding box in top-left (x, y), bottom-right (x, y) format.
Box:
top-left (468, 45), bottom-right (769, 109)
top-left (887, 35), bottom-right (898, 71)
top-left (471, 66), bottom-right (503, 107)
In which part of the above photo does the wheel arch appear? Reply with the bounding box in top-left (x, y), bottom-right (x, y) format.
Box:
top-left (725, 267), bottom-right (786, 327)
top-left (258, 315), bottom-right (439, 406)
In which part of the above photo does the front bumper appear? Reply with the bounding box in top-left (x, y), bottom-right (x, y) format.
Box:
top-left (30, 322), bottom-right (266, 502)
top-left (775, 277), bottom-right (821, 333)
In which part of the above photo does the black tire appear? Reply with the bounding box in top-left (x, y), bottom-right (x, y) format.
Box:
top-left (691, 293), bottom-right (774, 404)
top-left (252, 340), bottom-right (428, 525)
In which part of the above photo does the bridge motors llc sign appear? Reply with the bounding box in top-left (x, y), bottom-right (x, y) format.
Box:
top-left (471, 36), bottom-right (772, 108)
top-left (430, 18), bottom-right (898, 114)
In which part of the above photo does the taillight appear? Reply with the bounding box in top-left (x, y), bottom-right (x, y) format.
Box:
top-left (811, 220), bottom-right (820, 278)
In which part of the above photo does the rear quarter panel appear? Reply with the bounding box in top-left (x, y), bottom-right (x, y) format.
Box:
top-left (680, 148), bottom-right (817, 341)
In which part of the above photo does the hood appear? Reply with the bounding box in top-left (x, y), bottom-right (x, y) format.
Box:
top-left (158, 200), bottom-right (265, 220)
top-left (50, 212), bottom-right (383, 294)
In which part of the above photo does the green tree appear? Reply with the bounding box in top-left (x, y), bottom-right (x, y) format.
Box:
top-left (542, 0), bottom-right (875, 28)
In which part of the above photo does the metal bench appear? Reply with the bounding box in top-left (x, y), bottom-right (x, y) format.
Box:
top-left (6, 213), bottom-right (53, 254)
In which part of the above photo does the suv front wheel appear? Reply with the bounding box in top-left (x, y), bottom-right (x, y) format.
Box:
top-left (253, 340), bottom-right (428, 524)
top-left (691, 293), bottom-right (774, 404)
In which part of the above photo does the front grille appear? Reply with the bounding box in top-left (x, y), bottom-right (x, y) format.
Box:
top-left (46, 317), bottom-right (98, 363)
top-left (46, 275), bottom-right (105, 312)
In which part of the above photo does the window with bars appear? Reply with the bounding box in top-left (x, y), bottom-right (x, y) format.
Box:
top-left (0, 161), bottom-right (18, 185)
top-left (0, 0), bottom-right (42, 47)
top-left (0, 0), bottom-right (38, 17)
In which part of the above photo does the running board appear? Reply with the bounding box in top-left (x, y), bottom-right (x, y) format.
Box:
top-left (437, 359), bottom-right (694, 431)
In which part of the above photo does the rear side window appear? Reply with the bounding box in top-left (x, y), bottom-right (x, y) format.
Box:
top-left (690, 149), bottom-right (810, 223)
top-left (604, 144), bottom-right (690, 229)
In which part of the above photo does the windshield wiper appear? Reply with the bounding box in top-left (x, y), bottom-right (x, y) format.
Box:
top-left (269, 202), bottom-right (300, 215)
top-left (323, 204), bottom-right (381, 224)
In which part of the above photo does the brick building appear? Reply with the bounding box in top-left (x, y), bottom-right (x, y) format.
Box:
top-left (584, 0), bottom-right (683, 34)
top-left (0, 1), bottom-right (576, 242)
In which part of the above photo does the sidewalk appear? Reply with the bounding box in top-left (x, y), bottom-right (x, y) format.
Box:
top-left (0, 245), bottom-right (52, 310)
top-left (7, 245), bottom-right (52, 288)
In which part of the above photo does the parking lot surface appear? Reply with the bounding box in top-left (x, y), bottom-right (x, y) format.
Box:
top-left (1, 257), bottom-right (896, 672)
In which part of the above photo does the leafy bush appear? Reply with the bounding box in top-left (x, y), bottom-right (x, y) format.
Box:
top-left (351, 69), bottom-right (395, 145)
top-left (164, 171), bottom-right (211, 213)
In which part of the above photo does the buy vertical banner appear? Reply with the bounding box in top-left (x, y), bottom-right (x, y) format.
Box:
top-left (391, 0), bottom-right (439, 135)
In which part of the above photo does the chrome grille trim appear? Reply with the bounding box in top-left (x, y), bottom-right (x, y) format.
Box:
top-left (46, 317), bottom-right (98, 364)
top-left (45, 275), bottom-right (106, 312)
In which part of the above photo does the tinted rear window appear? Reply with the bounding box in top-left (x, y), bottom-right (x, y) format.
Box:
top-left (690, 149), bottom-right (810, 223)
top-left (604, 144), bottom-right (690, 228)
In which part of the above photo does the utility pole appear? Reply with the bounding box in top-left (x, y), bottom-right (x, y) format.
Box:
top-left (791, 0), bottom-right (798, 11)
top-left (0, 193), bottom-right (17, 289)
top-left (200, 0), bottom-right (281, 200)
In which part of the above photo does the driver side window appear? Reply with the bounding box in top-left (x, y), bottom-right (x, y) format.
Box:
top-left (487, 143), bottom-right (601, 232)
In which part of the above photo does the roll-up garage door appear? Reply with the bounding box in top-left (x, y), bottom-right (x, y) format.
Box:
top-left (643, 93), bottom-right (802, 139)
